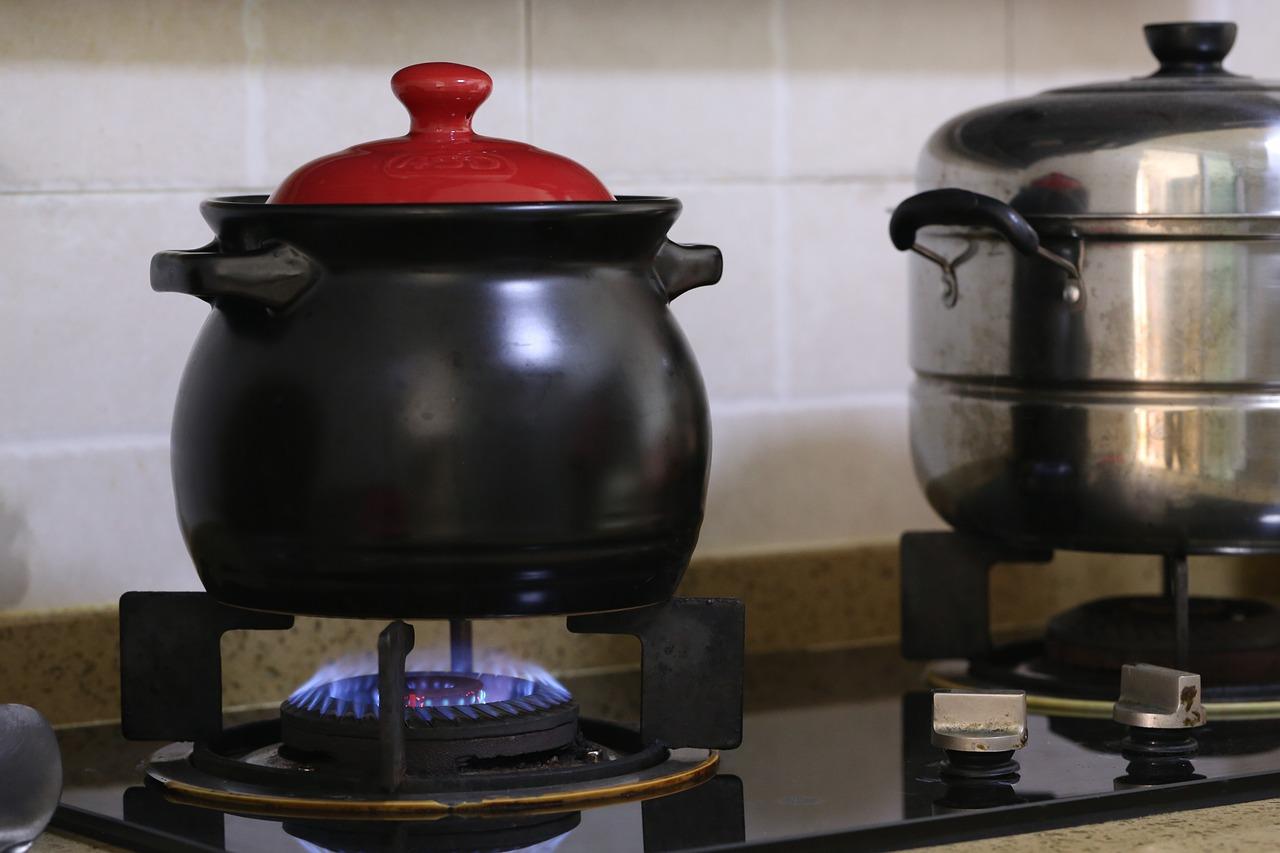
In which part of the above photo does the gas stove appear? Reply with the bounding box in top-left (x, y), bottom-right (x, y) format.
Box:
top-left (50, 646), bottom-right (1280, 852)
top-left (83, 591), bottom-right (742, 829)
top-left (48, 537), bottom-right (1280, 851)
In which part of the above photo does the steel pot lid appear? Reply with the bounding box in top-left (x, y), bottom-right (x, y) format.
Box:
top-left (918, 22), bottom-right (1280, 217)
top-left (270, 62), bottom-right (613, 204)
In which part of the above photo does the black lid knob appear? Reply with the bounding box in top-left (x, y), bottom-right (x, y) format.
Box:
top-left (1144, 21), bottom-right (1237, 76)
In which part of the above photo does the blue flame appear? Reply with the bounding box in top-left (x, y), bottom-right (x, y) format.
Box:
top-left (290, 647), bottom-right (567, 702)
top-left (286, 670), bottom-right (570, 722)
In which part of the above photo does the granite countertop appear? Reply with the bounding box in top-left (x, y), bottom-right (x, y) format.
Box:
top-left (930, 800), bottom-right (1280, 852)
top-left (35, 835), bottom-right (121, 852)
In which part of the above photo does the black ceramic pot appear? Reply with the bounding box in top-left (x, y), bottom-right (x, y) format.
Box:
top-left (152, 196), bottom-right (722, 619)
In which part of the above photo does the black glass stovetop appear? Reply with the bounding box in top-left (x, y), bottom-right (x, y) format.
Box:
top-left (52, 646), bottom-right (1280, 852)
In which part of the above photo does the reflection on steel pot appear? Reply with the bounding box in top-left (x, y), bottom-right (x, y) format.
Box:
top-left (153, 196), bottom-right (721, 618)
top-left (892, 22), bottom-right (1280, 554)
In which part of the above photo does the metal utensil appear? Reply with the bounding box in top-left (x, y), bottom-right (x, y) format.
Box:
top-left (891, 21), bottom-right (1280, 555)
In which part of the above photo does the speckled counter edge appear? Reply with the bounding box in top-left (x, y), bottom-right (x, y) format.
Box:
top-left (926, 798), bottom-right (1280, 852)
top-left (4, 541), bottom-right (1280, 725)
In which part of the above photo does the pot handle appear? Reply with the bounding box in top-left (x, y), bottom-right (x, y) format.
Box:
top-left (889, 189), bottom-right (1081, 307)
top-left (151, 240), bottom-right (320, 309)
top-left (655, 239), bottom-right (723, 301)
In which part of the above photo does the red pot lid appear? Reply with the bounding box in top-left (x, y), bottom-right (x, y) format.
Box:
top-left (269, 62), bottom-right (613, 204)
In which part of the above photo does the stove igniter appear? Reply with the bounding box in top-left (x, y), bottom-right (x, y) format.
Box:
top-left (931, 689), bottom-right (1027, 781)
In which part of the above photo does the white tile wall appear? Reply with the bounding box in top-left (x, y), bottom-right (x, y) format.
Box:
top-left (786, 181), bottom-right (915, 396)
top-left (1009, 0), bottom-right (1201, 94)
top-left (0, 440), bottom-right (197, 610)
top-left (613, 182), bottom-right (779, 400)
top-left (1199, 1), bottom-right (1280, 76)
top-left (0, 193), bottom-right (212, 441)
top-left (785, 0), bottom-right (1006, 179)
top-left (0, 0), bottom-right (250, 191)
top-left (530, 0), bottom-right (776, 181)
top-left (1, 0), bottom-right (1272, 609)
top-left (257, 0), bottom-right (528, 185)
top-left (700, 402), bottom-right (936, 551)
top-left (1008, 0), bottom-right (1278, 94)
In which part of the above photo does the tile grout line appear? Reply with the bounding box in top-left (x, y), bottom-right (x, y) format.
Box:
top-left (0, 433), bottom-right (170, 459)
top-left (0, 186), bottom-right (276, 198)
top-left (770, 0), bottom-right (788, 183)
top-left (773, 184), bottom-right (792, 399)
top-left (0, 175), bottom-right (922, 198)
top-left (241, 0), bottom-right (268, 187)
top-left (712, 390), bottom-right (910, 417)
top-left (1003, 0), bottom-right (1015, 96)
top-left (523, 0), bottom-right (535, 141)
top-left (771, 0), bottom-right (791, 400)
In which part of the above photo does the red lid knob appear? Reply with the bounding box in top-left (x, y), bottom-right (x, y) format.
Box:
top-left (392, 63), bottom-right (492, 138)
top-left (269, 62), bottom-right (612, 205)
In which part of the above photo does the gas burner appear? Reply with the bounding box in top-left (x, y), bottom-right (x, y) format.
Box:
top-left (117, 592), bottom-right (744, 820)
top-left (957, 597), bottom-right (1280, 713)
top-left (963, 640), bottom-right (1280, 703)
top-left (1045, 596), bottom-right (1280, 684)
top-left (149, 621), bottom-right (693, 810)
top-left (929, 642), bottom-right (1280, 720)
top-left (282, 666), bottom-right (583, 778)
top-left (900, 532), bottom-right (1280, 718)
top-left (281, 670), bottom-right (580, 776)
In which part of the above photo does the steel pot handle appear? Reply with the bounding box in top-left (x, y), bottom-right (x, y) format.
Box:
top-left (655, 239), bottom-right (723, 301)
top-left (151, 240), bottom-right (320, 310)
top-left (889, 189), bottom-right (1082, 307)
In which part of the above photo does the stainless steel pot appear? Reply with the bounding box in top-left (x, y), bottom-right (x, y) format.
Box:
top-left (891, 22), bottom-right (1280, 555)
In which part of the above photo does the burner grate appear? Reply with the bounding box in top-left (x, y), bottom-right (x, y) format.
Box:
top-left (116, 591), bottom-right (744, 814)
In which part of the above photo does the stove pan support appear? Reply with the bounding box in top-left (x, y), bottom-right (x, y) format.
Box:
top-left (1163, 553), bottom-right (1191, 671)
top-left (377, 620), bottom-right (415, 793)
top-left (119, 592), bottom-right (294, 741)
top-left (899, 532), bottom-right (1051, 660)
top-left (568, 596), bottom-right (745, 749)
